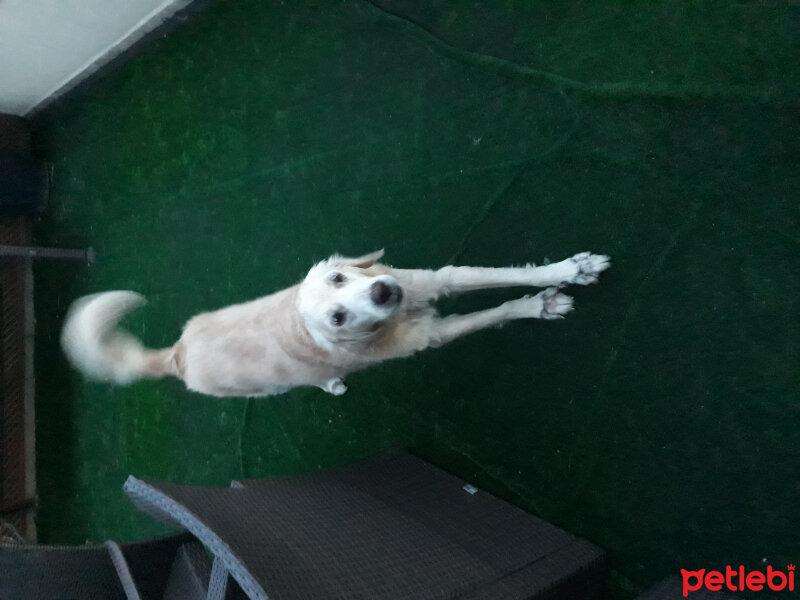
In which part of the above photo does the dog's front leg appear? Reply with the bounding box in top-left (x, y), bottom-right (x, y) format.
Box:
top-left (395, 252), bottom-right (609, 299)
top-left (319, 377), bottom-right (347, 396)
top-left (429, 288), bottom-right (573, 347)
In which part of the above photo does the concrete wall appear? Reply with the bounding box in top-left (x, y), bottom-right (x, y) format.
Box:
top-left (0, 0), bottom-right (192, 115)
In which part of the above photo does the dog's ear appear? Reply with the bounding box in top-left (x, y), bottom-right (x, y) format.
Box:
top-left (335, 249), bottom-right (385, 269)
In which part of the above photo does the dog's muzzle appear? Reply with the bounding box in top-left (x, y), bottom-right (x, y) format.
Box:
top-left (370, 281), bottom-right (403, 306)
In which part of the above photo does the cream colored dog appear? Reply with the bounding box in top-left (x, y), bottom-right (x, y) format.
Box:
top-left (61, 250), bottom-right (609, 397)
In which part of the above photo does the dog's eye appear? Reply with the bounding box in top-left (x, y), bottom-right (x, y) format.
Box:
top-left (329, 272), bottom-right (346, 286)
top-left (331, 311), bottom-right (347, 327)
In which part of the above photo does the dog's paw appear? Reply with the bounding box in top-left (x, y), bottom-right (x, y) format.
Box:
top-left (566, 252), bottom-right (610, 285)
top-left (322, 378), bottom-right (348, 396)
top-left (532, 287), bottom-right (574, 319)
top-left (509, 288), bottom-right (573, 320)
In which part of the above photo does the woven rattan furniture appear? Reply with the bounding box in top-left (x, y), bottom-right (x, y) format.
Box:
top-left (125, 449), bottom-right (605, 600)
top-left (0, 532), bottom-right (208, 600)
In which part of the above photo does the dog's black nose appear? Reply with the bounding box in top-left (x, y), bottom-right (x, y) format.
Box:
top-left (370, 281), bottom-right (401, 305)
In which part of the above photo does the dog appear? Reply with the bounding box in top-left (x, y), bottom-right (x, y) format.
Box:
top-left (61, 249), bottom-right (610, 397)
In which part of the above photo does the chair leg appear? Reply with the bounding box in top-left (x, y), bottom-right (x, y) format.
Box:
top-left (105, 540), bottom-right (143, 600)
top-left (207, 556), bottom-right (230, 600)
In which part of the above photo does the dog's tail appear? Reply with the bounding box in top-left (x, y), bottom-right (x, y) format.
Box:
top-left (61, 291), bottom-right (177, 384)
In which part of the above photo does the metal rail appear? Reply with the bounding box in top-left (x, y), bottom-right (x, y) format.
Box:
top-left (0, 245), bottom-right (94, 263)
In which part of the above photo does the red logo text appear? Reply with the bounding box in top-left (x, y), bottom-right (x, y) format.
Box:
top-left (681, 565), bottom-right (795, 597)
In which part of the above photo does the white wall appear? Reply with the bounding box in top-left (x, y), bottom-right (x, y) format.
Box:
top-left (0, 0), bottom-right (193, 116)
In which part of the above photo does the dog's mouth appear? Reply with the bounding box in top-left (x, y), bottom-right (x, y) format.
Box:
top-left (370, 280), bottom-right (403, 307)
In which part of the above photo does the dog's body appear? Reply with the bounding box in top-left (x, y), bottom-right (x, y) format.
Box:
top-left (61, 250), bottom-right (609, 397)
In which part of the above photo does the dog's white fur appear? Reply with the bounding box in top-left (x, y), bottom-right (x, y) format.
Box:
top-left (61, 250), bottom-right (610, 397)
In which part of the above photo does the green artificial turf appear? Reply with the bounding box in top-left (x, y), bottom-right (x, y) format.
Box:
top-left (32, 1), bottom-right (798, 596)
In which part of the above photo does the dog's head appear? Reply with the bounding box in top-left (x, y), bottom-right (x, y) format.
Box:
top-left (297, 249), bottom-right (404, 349)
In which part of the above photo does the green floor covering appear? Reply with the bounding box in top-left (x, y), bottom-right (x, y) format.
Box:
top-left (32, 1), bottom-right (798, 597)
